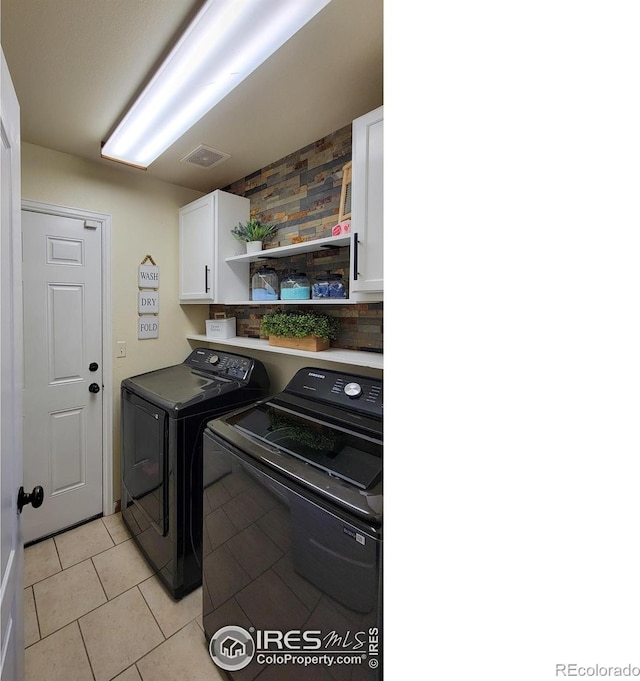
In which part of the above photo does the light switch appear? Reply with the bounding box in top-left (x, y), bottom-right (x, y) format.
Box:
top-left (117, 341), bottom-right (126, 358)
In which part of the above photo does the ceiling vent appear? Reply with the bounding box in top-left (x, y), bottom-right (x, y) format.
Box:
top-left (180, 144), bottom-right (230, 169)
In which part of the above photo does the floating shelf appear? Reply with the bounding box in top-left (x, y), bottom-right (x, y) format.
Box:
top-left (225, 235), bottom-right (350, 264)
top-left (186, 334), bottom-right (383, 370)
top-left (224, 298), bottom-right (361, 306)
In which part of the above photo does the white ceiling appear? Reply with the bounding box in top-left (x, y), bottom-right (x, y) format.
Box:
top-left (0, 0), bottom-right (383, 193)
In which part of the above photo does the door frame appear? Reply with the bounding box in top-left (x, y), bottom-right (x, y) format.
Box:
top-left (21, 199), bottom-right (113, 517)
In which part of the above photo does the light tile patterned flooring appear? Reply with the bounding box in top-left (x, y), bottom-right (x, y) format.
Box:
top-left (23, 513), bottom-right (224, 681)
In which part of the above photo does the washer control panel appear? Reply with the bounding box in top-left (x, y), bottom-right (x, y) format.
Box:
top-left (186, 348), bottom-right (253, 380)
top-left (285, 368), bottom-right (382, 417)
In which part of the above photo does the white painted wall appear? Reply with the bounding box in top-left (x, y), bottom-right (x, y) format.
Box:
top-left (21, 143), bottom-right (206, 504)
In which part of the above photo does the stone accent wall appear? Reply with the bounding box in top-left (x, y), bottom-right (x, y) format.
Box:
top-left (215, 123), bottom-right (382, 353)
top-left (225, 124), bottom-right (353, 246)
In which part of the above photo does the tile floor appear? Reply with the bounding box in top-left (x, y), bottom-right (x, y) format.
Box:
top-left (23, 513), bottom-right (224, 681)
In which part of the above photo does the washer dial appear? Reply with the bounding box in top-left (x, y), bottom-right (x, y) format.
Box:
top-left (344, 382), bottom-right (363, 399)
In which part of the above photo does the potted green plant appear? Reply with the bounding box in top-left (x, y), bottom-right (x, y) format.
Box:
top-left (261, 309), bottom-right (340, 352)
top-left (231, 218), bottom-right (278, 253)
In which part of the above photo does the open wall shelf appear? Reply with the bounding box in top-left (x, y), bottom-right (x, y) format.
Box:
top-left (187, 334), bottom-right (383, 370)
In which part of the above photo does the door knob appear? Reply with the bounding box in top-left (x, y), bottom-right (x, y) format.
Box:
top-left (17, 485), bottom-right (44, 513)
top-left (89, 362), bottom-right (99, 372)
top-left (89, 383), bottom-right (101, 393)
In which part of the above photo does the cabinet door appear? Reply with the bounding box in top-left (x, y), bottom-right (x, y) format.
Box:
top-left (351, 106), bottom-right (383, 294)
top-left (179, 194), bottom-right (215, 302)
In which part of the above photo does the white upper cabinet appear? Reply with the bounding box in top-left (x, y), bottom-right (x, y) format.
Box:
top-left (179, 190), bottom-right (249, 304)
top-left (350, 106), bottom-right (383, 298)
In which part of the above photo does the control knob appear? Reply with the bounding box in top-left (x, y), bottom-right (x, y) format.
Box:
top-left (344, 382), bottom-right (363, 399)
top-left (208, 354), bottom-right (220, 365)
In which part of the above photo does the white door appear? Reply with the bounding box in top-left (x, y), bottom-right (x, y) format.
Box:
top-left (1, 47), bottom-right (25, 681)
top-left (21, 209), bottom-right (103, 543)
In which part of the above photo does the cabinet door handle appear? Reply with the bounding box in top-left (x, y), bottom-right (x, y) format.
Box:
top-left (204, 265), bottom-right (210, 292)
top-left (352, 232), bottom-right (359, 281)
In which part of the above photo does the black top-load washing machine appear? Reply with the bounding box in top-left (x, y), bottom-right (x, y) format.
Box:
top-left (120, 348), bottom-right (269, 600)
top-left (202, 366), bottom-right (382, 680)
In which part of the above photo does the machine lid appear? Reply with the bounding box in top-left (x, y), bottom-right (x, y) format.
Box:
top-left (121, 348), bottom-right (263, 412)
top-left (206, 415), bottom-right (383, 524)
top-left (122, 364), bottom-right (229, 409)
top-left (226, 401), bottom-right (382, 490)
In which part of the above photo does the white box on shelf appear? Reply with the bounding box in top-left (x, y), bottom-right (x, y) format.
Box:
top-left (205, 317), bottom-right (236, 339)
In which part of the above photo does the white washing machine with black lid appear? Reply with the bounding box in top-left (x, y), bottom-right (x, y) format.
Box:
top-left (120, 347), bottom-right (269, 600)
top-left (202, 367), bottom-right (382, 680)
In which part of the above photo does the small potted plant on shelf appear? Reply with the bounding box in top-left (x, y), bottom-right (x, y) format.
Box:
top-left (260, 309), bottom-right (340, 352)
top-left (231, 218), bottom-right (278, 253)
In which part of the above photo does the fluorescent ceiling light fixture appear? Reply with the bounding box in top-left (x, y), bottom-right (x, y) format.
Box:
top-left (101, 0), bottom-right (332, 169)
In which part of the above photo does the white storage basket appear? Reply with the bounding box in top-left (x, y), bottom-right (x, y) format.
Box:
top-left (205, 317), bottom-right (236, 339)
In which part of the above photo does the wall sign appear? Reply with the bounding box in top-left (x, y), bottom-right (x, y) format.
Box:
top-left (138, 290), bottom-right (159, 314)
top-left (138, 316), bottom-right (159, 339)
top-left (138, 255), bottom-right (159, 339)
top-left (138, 264), bottom-right (159, 288)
